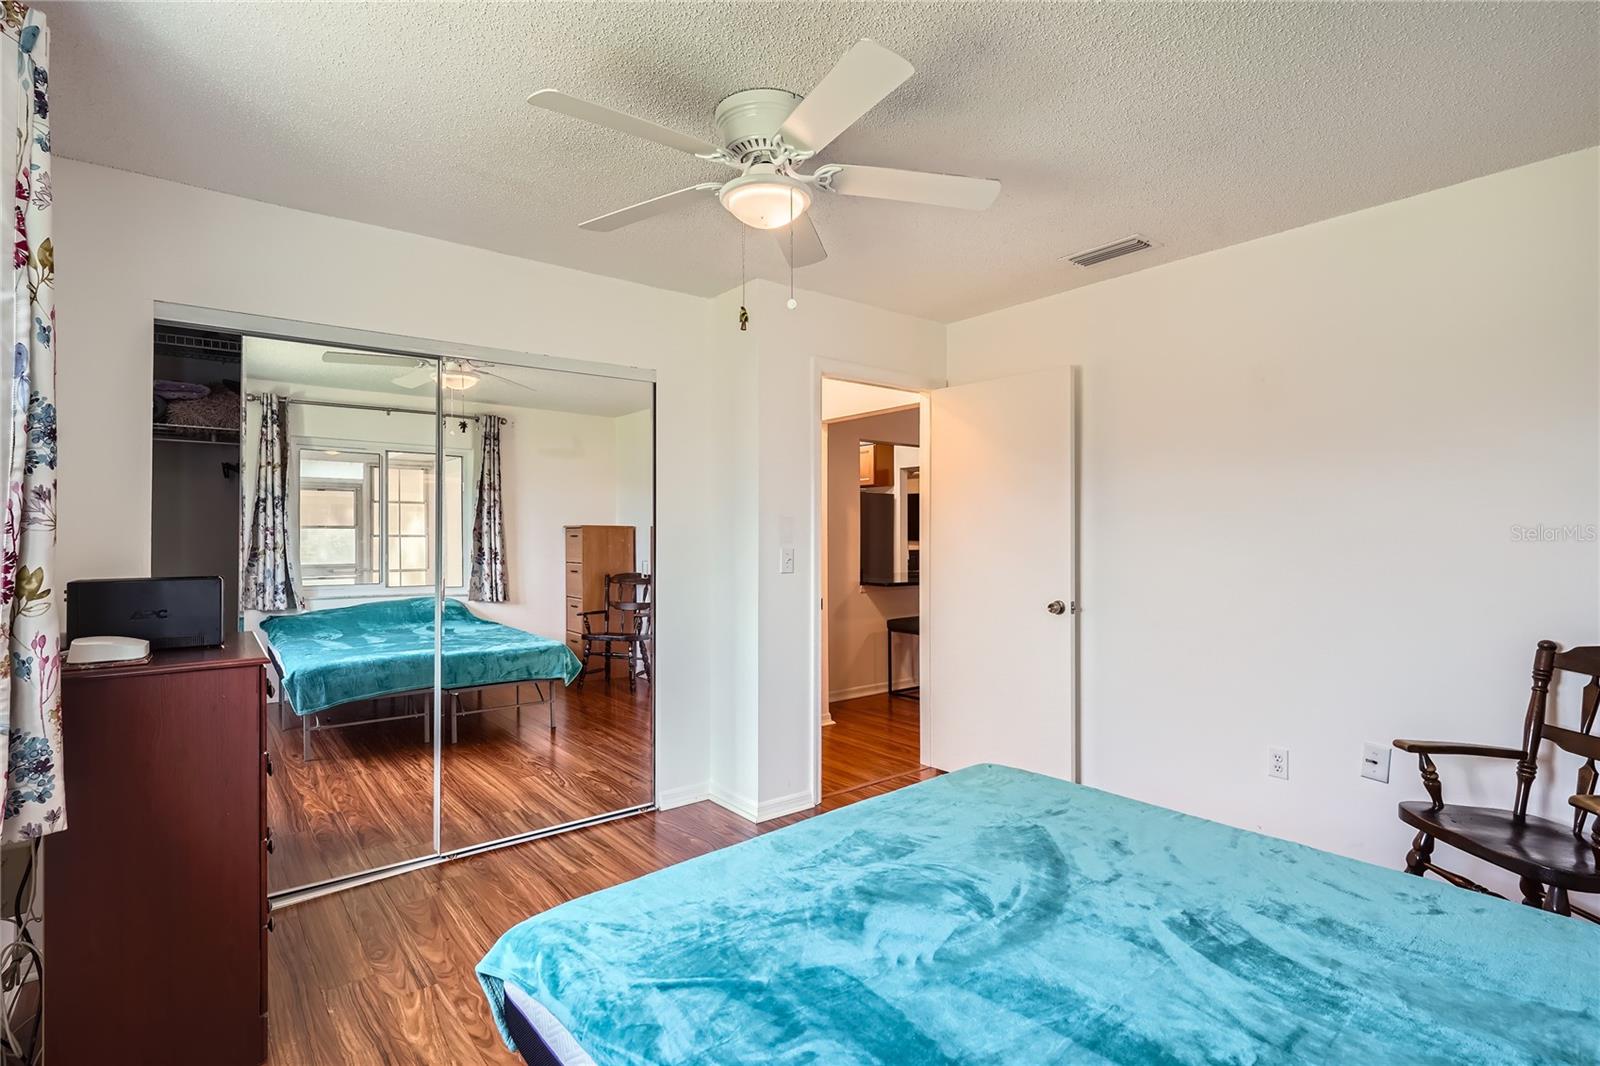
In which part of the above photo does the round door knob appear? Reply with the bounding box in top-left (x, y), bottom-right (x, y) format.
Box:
top-left (1046, 600), bottom-right (1067, 615)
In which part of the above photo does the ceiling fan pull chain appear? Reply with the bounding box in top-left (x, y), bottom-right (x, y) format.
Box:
top-left (739, 224), bottom-right (749, 332)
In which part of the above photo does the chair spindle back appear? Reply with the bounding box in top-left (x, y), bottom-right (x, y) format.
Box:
top-left (1521, 642), bottom-right (1600, 833)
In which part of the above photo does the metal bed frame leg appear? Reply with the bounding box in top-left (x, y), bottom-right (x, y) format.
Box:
top-left (451, 691), bottom-right (461, 745)
top-left (303, 713), bottom-right (311, 762)
top-left (545, 682), bottom-right (554, 733)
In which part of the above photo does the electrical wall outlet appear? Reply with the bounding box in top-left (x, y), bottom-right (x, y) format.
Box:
top-left (1361, 742), bottom-right (1391, 783)
top-left (1267, 747), bottom-right (1289, 780)
top-left (779, 546), bottom-right (795, 574)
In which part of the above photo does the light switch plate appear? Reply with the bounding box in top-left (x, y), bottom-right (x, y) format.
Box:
top-left (779, 546), bottom-right (795, 574)
top-left (1361, 742), bottom-right (1391, 783)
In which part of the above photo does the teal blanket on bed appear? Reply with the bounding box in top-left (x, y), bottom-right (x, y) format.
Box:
top-left (477, 764), bottom-right (1600, 1065)
top-left (259, 597), bottom-right (581, 716)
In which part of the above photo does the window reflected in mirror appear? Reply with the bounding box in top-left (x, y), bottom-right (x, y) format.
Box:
top-left (296, 450), bottom-right (381, 587)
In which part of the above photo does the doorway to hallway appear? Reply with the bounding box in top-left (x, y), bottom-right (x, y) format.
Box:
top-left (818, 377), bottom-right (931, 804)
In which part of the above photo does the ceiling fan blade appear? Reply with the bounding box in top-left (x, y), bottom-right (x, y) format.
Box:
top-left (391, 366), bottom-right (437, 389)
top-left (778, 39), bottom-right (913, 154)
top-left (824, 164), bottom-right (1000, 210)
top-left (579, 183), bottom-right (722, 232)
top-left (528, 90), bottom-right (724, 158)
top-left (775, 213), bottom-right (827, 268)
top-left (475, 369), bottom-right (542, 397)
top-left (322, 350), bottom-right (415, 368)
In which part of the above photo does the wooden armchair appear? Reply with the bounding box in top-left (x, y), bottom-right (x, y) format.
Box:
top-left (1394, 641), bottom-right (1600, 918)
top-left (577, 573), bottom-right (652, 691)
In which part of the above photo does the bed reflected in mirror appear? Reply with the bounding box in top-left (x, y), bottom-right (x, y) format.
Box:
top-left (437, 360), bottom-right (654, 852)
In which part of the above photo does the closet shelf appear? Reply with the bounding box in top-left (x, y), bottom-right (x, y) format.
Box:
top-left (153, 422), bottom-right (240, 445)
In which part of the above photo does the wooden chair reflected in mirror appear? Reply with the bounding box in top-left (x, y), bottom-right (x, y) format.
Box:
top-left (1394, 640), bottom-right (1600, 919)
top-left (577, 573), bottom-right (652, 691)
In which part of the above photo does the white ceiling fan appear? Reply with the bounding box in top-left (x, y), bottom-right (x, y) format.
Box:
top-left (320, 351), bottom-right (537, 395)
top-left (528, 39), bottom-right (1001, 267)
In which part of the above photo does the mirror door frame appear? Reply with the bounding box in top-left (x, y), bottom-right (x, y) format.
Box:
top-left (156, 303), bottom-right (658, 908)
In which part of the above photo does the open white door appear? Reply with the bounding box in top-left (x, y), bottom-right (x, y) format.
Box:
top-left (927, 368), bottom-right (1077, 779)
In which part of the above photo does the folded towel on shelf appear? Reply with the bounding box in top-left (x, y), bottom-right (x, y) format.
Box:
top-left (162, 388), bottom-right (241, 429)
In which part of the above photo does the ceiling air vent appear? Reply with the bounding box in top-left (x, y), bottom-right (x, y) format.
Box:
top-left (1063, 235), bottom-right (1151, 268)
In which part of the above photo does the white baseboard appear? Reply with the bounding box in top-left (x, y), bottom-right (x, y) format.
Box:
top-left (707, 785), bottom-right (759, 822)
top-left (828, 678), bottom-right (919, 702)
top-left (656, 781), bottom-right (710, 810)
top-left (706, 785), bottom-right (816, 823)
top-left (755, 789), bottom-right (816, 822)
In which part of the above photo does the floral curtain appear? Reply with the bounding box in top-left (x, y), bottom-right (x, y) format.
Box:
top-left (241, 395), bottom-right (299, 612)
top-left (1, 4), bottom-right (60, 843)
top-left (469, 415), bottom-right (507, 602)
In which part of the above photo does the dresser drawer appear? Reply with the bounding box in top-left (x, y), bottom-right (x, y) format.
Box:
top-left (565, 562), bottom-right (584, 597)
top-left (564, 527), bottom-right (583, 563)
top-left (566, 596), bottom-right (584, 633)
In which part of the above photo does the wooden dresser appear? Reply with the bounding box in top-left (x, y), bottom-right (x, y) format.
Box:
top-left (564, 524), bottom-right (636, 671)
top-left (45, 633), bottom-right (270, 1066)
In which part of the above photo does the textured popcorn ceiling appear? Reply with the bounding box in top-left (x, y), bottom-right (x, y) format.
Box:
top-left (42, 2), bottom-right (1599, 322)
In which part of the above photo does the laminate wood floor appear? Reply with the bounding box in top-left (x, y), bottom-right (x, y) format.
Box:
top-left (821, 689), bottom-right (924, 797)
top-left (268, 676), bottom-right (654, 894)
top-left (267, 700), bottom-right (930, 1065)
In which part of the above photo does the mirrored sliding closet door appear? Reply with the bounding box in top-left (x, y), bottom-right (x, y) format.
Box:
top-left (238, 337), bottom-right (443, 894)
top-left (438, 361), bottom-right (655, 851)
top-left (153, 318), bottom-right (657, 899)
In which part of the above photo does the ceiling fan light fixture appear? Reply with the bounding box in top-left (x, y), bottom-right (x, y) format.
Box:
top-left (719, 166), bottom-right (811, 230)
top-left (441, 369), bottom-right (480, 390)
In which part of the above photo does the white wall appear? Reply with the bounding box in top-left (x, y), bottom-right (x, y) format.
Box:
top-left (826, 408), bottom-right (920, 699)
top-left (55, 160), bottom-right (943, 817)
top-left (613, 407), bottom-right (654, 574)
top-left (946, 148), bottom-right (1600, 890)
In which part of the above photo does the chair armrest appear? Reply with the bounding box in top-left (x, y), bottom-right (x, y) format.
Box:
top-left (1571, 794), bottom-right (1600, 818)
top-left (577, 608), bottom-right (609, 616)
top-left (1393, 740), bottom-right (1524, 812)
top-left (1392, 740), bottom-right (1523, 759)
